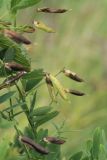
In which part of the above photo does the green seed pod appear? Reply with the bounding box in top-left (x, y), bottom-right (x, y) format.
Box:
top-left (34, 21), bottom-right (55, 33)
top-left (45, 73), bottom-right (56, 101)
top-left (49, 74), bottom-right (67, 100)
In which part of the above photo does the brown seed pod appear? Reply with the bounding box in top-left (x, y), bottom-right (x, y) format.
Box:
top-left (36, 7), bottom-right (68, 13)
top-left (5, 62), bottom-right (28, 72)
top-left (65, 89), bottom-right (85, 96)
top-left (20, 136), bottom-right (49, 155)
top-left (43, 136), bottom-right (66, 145)
top-left (0, 71), bottom-right (26, 90)
top-left (63, 69), bottom-right (84, 82)
top-left (4, 71), bottom-right (26, 84)
top-left (4, 29), bottom-right (31, 45)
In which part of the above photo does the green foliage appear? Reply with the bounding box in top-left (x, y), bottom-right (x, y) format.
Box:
top-left (69, 127), bottom-right (107, 160)
top-left (11, 0), bottom-right (42, 12)
top-left (0, 91), bottom-right (15, 103)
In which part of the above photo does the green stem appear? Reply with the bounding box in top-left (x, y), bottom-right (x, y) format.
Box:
top-left (15, 82), bottom-right (36, 138)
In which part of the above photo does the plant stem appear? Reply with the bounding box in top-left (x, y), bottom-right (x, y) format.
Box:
top-left (15, 82), bottom-right (36, 138)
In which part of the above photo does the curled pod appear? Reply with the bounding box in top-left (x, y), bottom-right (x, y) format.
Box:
top-left (4, 29), bottom-right (31, 45)
top-left (43, 136), bottom-right (66, 145)
top-left (20, 136), bottom-right (49, 155)
top-left (36, 7), bottom-right (69, 13)
top-left (63, 69), bottom-right (84, 82)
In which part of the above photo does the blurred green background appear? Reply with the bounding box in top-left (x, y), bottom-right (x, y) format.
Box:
top-left (0, 0), bottom-right (107, 158)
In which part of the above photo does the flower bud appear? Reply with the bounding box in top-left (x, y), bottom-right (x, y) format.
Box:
top-left (43, 136), bottom-right (66, 145)
top-left (20, 136), bottom-right (49, 155)
top-left (63, 69), bottom-right (84, 82)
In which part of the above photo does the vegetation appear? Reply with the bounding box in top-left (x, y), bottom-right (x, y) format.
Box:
top-left (0, 0), bottom-right (107, 160)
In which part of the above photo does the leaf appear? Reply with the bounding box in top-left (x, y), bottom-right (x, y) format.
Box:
top-left (34, 21), bottom-right (55, 33)
top-left (50, 74), bottom-right (68, 100)
top-left (30, 106), bottom-right (52, 116)
top-left (92, 127), bottom-right (101, 159)
top-left (34, 111), bottom-right (59, 127)
top-left (86, 139), bottom-right (93, 153)
top-left (0, 34), bottom-right (31, 72)
top-left (0, 91), bottom-right (15, 104)
top-left (11, 0), bottom-right (21, 9)
top-left (2, 102), bottom-right (24, 112)
top-left (30, 91), bottom-right (37, 113)
top-left (69, 151), bottom-right (83, 160)
top-left (82, 157), bottom-right (90, 160)
top-left (22, 69), bottom-right (44, 92)
top-left (12, 0), bottom-right (42, 11)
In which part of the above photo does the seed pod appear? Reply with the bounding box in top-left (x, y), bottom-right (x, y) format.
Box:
top-left (4, 29), bottom-right (31, 45)
top-left (45, 73), bottom-right (56, 101)
top-left (49, 74), bottom-right (67, 100)
top-left (43, 136), bottom-right (66, 145)
top-left (63, 69), bottom-right (84, 82)
top-left (36, 7), bottom-right (68, 13)
top-left (20, 136), bottom-right (49, 155)
top-left (65, 89), bottom-right (85, 96)
top-left (34, 21), bottom-right (55, 33)
top-left (4, 71), bottom-right (26, 85)
top-left (5, 62), bottom-right (28, 72)
top-left (0, 71), bottom-right (26, 90)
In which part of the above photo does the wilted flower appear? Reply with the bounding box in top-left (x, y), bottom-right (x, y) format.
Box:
top-left (20, 136), bottom-right (49, 155)
top-left (65, 89), bottom-right (85, 96)
top-left (63, 69), bottom-right (84, 82)
top-left (43, 136), bottom-right (66, 145)
top-left (36, 7), bottom-right (69, 13)
top-left (4, 29), bottom-right (31, 45)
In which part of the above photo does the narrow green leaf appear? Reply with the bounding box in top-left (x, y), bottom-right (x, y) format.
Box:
top-left (92, 127), bottom-right (101, 159)
top-left (82, 157), bottom-right (90, 160)
top-left (31, 106), bottom-right (52, 116)
top-left (2, 102), bottom-right (24, 112)
top-left (34, 111), bottom-right (59, 127)
top-left (69, 151), bottom-right (83, 160)
top-left (12, 0), bottom-right (42, 11)
top-left (30, 91), bottom-right (37, 113)
top-left (0, 91), bottom-right (15, 104)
